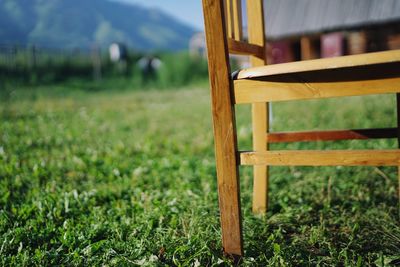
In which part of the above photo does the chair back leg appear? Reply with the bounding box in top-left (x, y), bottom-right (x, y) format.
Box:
top-left (247, 0), bottom-right (270, 214)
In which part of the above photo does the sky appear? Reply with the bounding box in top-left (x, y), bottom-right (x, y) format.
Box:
top-left (116, 0), bottom-right (204, 30)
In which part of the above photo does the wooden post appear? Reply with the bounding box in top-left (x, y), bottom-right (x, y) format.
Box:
top-left (202, 0), bottom-right (243, 257)
top-left (301, 36), bottom-right (318, 60)
top-left (301, 36), bottom-right (312, 60)
top-left (347, 31), bottom-right (367, 55)
top-left (91, 44), bottom-right (102, 82)
top-left (232, 0), bottom-right (243, 41)
top-left (11, 45), bottom-right (17, 70)
top-left (247, 0), bottom-right (269, 214)
top-left (224, 0), bottom-right (234, 39)
top-left (388, 33), bottom-right (400, 50)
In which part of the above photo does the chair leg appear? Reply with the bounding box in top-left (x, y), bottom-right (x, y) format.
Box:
top-left (201, 0), bottom-right (244, 256)
top-left (252, 102), bottom-right (269, 214)
top-left (212, 109), bottom-right (243, 256)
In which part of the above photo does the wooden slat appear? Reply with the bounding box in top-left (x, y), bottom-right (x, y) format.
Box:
top-left (228, 39), bottom-right (265, 58)
top-left (232, 0), bottom-right (243, 41)
top-left (268, 128), bottom-right (397, 143)
top-left (247, 0), bottom-right (268, 214)
top-left (237, 49), bottom-right (400, 79)
top-left (224, 0), bottom-right (234, 39)
top-left (240, 150), bottom-right (400, 166)
top-left (234, 63), bottom-right (400, 104)
top-left (300, 36), bottom-right (318, 60)
top-left (247, 0), bottom-right (266, 65)
top-left (301, 36), bottom-right (312, 60)
top-left (202, 0), bottom-right (243, 257)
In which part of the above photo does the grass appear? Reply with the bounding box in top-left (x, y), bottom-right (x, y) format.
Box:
top-left (1, 83), bottom-right (400, 266)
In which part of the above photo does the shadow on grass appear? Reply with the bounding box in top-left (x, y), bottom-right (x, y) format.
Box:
top-left (241, 170), bottom-right (400, 265)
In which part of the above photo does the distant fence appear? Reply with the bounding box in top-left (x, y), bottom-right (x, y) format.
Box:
top-left (0, 44), bottom-right (210, 88)
top-left (0, 43), bottom-right (104, 82)
top-left (0, 44), bottom-right (100, 65)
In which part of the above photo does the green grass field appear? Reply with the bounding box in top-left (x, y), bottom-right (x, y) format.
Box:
top-left (1, 84), bottom-right (400, 266)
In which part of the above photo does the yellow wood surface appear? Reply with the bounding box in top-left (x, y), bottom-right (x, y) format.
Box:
top-left (234, 72), bottom-right (400, 104)
top-left (252, 103), bottom-right (268, 214)
top-left (224, 0), bottom-right (233, 39)
top-left (237, 49), bottom-right (400, 79)
top-left (232, 0), bottom-right (243, 41)
top-left (240, 150), bottom-right (400, 166)
top-left (300, 36), bottom-right (318, 60)
top-left (202, 0), bottom-right (243, 257)
top-left (228, 39), bottom-right (264, 58)
top-left (247, 0), bottom-right (269, 214)
top-left (247, 0), bottom-right (265, 66)
top-left (267, 128), bottom-right (397, 143)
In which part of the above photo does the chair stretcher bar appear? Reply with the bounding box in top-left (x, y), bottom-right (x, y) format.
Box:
top-left (239, 150), bottom-right (400, 166)
top-left (268, 128), bottom-right (397, 143)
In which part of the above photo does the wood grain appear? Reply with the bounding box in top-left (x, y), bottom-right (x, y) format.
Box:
top-left (202, 0), bottom-right (243, 257)
top-left (247, 0), bottom-right (269, 214)
top-left (237, 49), bottom-right (400, 79)
top-left (252, 102), bottom-right (268, 213)
top-left (228, 39), bottom-right (264, 58)
top-left (240, 150), bottom-right (400, 166)
top-left (268, 128), bottom-right (397, 143)
top-left (247, 0), bottom-right (266, 67)
top-left (234, 64), bottom-right (400, 104)
top-left (224, 0), bottom-right (234, 39)
top-left (232, 0), bottom-right (242, 41)
top-left (301, 36), bottom-right (318, 60)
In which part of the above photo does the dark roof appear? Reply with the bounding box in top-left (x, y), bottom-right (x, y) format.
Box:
top-left (264, 0), bottom-right (400, 39)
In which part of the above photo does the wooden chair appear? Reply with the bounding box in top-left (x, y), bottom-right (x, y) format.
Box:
top-left (202, 0), bottom-right (400, 257)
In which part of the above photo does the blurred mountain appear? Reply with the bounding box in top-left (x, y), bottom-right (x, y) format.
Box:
top-left (0, 0), bottom-right (196, 51)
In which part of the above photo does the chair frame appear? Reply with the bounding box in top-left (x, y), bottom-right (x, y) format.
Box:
top-left (202, 0), bottom-right (400, 257)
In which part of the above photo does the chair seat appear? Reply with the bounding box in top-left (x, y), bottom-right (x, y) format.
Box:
top-left (237, 49), bottom-right (400, 80)
top-left (233, 49), bottom-right (400, 104)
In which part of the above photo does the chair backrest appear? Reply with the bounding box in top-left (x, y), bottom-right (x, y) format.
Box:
top-left (223, 0), bottom-right (267, 67)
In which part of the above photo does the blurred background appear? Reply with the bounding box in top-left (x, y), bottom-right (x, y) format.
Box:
top-left (0, 0), bottom-right (400, 89)
top-left (0, 0), bottom-right (207, 89)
